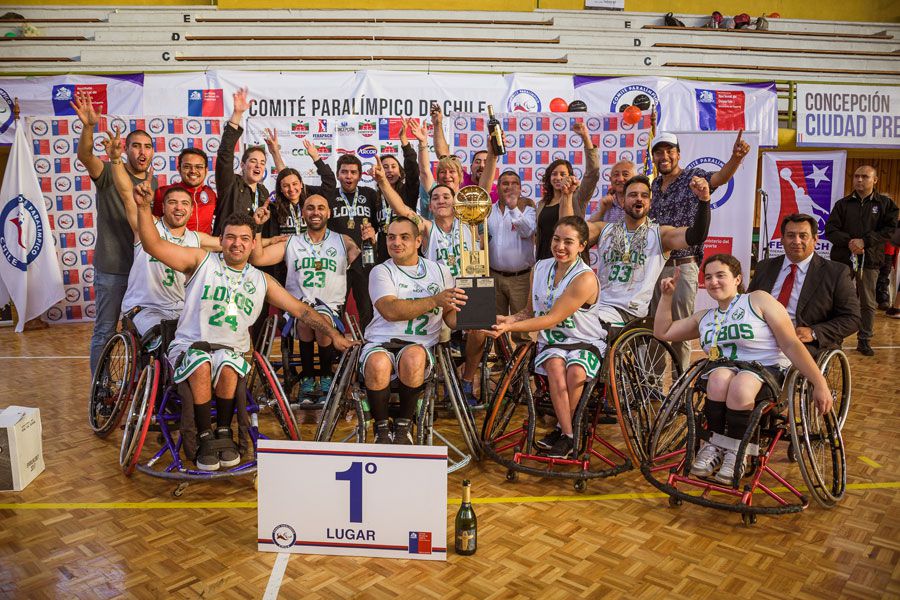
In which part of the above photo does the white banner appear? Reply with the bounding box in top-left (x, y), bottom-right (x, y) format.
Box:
top-left (27, 115), bottom-right (223, 325)
top-left (257, 440), bottom-right (447, 560)
top-left (759, 151), bottom-right (847, 261)
top-left (143, 72), bottom-right (222, 118)
top-left (0, 123), bottom-right (65, 331)
top-left (796, 84), bottom-right (900, 149)
top-left (573, 76), bottom-right (779, 147)
top-left (0, 74), bottom-right (144, 145)
top-left (675, 131), bottom-right (759, 311)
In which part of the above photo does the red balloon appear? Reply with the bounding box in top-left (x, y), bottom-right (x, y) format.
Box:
top-left (549, 97), bottom-right (569, 113)
top-left (622, 105), bottom-right (642, 125)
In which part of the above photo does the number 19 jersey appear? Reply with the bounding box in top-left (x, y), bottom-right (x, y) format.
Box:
top-left (172, 253), bottom-right (268, 354)
top-left (365, 257), bottom-right (452, 348)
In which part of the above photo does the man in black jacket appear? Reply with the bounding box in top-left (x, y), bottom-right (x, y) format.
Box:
top-left (825, 166), bottom-right (898, 355)
top-left (750, 214), bottom-right (860, 357)
top-left (212, 87), bottom-right (270, 236)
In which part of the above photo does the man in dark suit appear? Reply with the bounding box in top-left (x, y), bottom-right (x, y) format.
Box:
top-left (750, 213), bottom-right (860, 356)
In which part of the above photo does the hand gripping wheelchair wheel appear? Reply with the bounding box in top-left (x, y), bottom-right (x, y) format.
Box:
top-left (817, 349), bottom-right (851, 431)
top-left (89, 330), bottom-right (140, 437)
top-left (608, 328), bottom-right (681, 463)
top-left (248, 350), bottom-right (299, 441)
top-left (119, 360), bottom-right (159, 476)
top-left (788, 364), bottom-right (846, 508)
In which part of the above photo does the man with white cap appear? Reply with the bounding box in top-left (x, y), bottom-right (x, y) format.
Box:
top-left (648, 131), bottom-right (750, 371)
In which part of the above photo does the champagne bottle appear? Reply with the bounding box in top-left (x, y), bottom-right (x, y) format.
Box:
top-left (361, 218), bottom-right (376, 267)
top-left (487, 105), bottom-right (507, 156)
top-left (455, 479), bottom-right (477, 555)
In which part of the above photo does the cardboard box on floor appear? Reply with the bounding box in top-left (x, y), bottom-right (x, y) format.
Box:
top-left (0, 406), bottom-right (44, 491)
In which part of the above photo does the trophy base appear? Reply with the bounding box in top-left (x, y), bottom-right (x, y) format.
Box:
top-left (453, 277), bottom-right (497, 331)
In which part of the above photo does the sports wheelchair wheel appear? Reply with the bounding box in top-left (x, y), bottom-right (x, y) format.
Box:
top-left (89, 331), bottom-right (139, 437)
top-left (120, 360), bottom-right (159, 476)
top-left (817, 349), bottom-right (850, 431)
top-left (607, 328), bottom-right (681, 463)
top-left (481, 342), bottom-right (533, 445)
top-left (788, 369), bottom-right (846, 508)
top-left (248, 350), bottom-right (299, 441)
top-left (315, 345), bottom-right (366, 443)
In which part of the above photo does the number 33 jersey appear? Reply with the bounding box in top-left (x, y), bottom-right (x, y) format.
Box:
top-left (122, 219), bottom-right (201, 314)
top-left (365, 257), bottom-right (452, 348)
top-left (284, 231), bottom-right (348, 311)
top-left (173, 252), bottom-right (268, 354)
top-left (595, 221), bottom-right (667, 318)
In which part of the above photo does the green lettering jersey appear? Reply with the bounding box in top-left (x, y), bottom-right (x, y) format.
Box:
top-left (172, 253), bottom-right (268, 353)
top-left (596, 221), bottom-right (667, 318)
top-left (426, 218), bottom-right (473, 279)
top-left (532, 257), bottom-right (605, 354)
top-left (698, 294), bottom-right (789, 367)
top-left (284, 231), bottom-right (347, 312)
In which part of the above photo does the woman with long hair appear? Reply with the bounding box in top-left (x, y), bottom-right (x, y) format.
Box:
top-left (654, 253), bottom-right (833, 484)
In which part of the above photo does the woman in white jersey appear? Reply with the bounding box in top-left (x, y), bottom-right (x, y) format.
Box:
top-left (486, 216), bottom-right (605, 460)
top-left (654, 254), bottom-right (833, 484)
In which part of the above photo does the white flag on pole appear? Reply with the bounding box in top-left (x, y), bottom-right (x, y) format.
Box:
top-left (0, 121), bottom-right (64, 331)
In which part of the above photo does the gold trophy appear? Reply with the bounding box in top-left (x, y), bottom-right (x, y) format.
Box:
top-left (452, 185), bottom-right (496, 330)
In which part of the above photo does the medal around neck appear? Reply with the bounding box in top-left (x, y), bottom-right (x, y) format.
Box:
top-left (452, 185), bottom-right (496, 330)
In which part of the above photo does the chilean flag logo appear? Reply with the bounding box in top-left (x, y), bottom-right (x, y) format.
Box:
top-left (696, 89), bottom-right (746, 131)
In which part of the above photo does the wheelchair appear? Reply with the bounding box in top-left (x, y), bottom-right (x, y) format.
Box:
top-left (480, 319), bottom-right (681, 491)
top-left (639, 352), bottom-right (848, 526)
top-left (88, 307), bottom-right (162, 437)
top-left (118, 334), bottom-right (298, 496)
top-left (315, 329), bottom-right (482, 473)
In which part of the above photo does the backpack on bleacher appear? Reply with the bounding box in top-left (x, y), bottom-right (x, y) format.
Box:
top-left (733, 13), bottom-right (752, 29)
top-left (664, 12), bottom-right (686, 27)
top-left (755, 15), bottom-right (770, 30)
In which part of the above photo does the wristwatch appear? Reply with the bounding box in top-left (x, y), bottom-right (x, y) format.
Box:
top-left (810, 329), bottom-right (817, 341)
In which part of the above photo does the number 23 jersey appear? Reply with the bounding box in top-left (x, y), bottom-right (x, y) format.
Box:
top-left (365, 257), bottom-right (452, 347)
top-left (283, 231), bottom-right (347, 311)
top-left (173, 252), bottom-right (268, 354)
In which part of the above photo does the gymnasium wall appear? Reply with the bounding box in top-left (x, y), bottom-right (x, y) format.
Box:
top-left (1, 0), bottom-right (897, 22)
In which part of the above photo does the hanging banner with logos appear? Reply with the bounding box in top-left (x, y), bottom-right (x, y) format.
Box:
top-left (795, 84), bottom-right (900, 149)
top-left (0, 74), bottom-right (144, 145)
top-left (675, 131), bottom-right (759, 311)
top-left (573, 76), bottom-right (778, 147)
top-left (759, 151), bottom-right (847, 261)
top-left (27, 115), bottom-right (221, 325)
top-left (143, 71), bottom-right (222, 118)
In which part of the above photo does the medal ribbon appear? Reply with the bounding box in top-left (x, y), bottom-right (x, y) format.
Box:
top-left (339, 188), bottom-right (359, 223)
top-left (545, 259), bottom-right (580, 312)
top-left (710, 294), bottom-right (741, 352)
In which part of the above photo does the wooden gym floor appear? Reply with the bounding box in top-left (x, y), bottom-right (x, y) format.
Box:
top-left (0, 315), bottom-right (897, 600)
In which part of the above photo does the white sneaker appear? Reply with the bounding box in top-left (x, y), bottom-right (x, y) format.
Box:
top-left (690, 442), bottom-right (723, 477)
top-left (715, 449), bottom-right (747, 485)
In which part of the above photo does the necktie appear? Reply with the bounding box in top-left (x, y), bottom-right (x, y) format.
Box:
top-left (777, 263), bottom-right (797, 308)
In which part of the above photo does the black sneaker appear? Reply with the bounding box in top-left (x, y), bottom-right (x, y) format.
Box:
top-left (216, 427), bottom-right (240, 468)
top-left (535, 427), bottom-right (562, 451)
top-left (888, 307), bottom-right (900, 319)
top-left (857, 341), bottom-right (875, 356)
top-left (195, 430), bottom-right (220, 471)
top-left (374, 420), bottom-right (392, 444)
top-left (545, 434), bottom-right (574, 459)
top-left (393, 418), bottom-right (415, 445)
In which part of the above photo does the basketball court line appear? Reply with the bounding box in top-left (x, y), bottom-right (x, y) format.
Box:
top-left (262, 553), bottom-right (290, 600)
top-left (1, 481), bottom-right (897, 511)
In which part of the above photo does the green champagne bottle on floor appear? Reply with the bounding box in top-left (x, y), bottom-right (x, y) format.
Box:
top-left (455, 479), bottom-right (477, 555)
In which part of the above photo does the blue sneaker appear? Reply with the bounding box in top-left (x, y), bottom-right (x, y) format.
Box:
top-left (299, 377), bottom-right (317, 398)
top-left (319, 375), bottom-right (334, 394)
top-left (461, 380), bottom-right (483, 410)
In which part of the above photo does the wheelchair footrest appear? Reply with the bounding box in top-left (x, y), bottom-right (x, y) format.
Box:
top-left (711, 433), bottom-right (759, 456)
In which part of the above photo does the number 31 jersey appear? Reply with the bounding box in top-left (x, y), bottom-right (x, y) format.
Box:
top-left (172, 252), bottom-right (268, 354)
top-left (122, 220), bottom-right (201, 314)
top-left (284, 231), bottom-right (348, 311)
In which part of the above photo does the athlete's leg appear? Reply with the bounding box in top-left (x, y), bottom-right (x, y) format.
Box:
top-left (364, 349), bottom-right (394, 443)
top-left (395, 345), bottom-right (428, 444)
top-left (213, 365), bottom-right (241, 467)
top-left (544, 357), bottom-right (572, 435)
top-left (564, 363), bottom-right (587, 418)
top-left (461, 330), bottom-right (486, 406)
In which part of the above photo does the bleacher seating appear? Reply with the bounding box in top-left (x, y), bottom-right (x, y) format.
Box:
top-left (0, 7), bottom-right (897, 89)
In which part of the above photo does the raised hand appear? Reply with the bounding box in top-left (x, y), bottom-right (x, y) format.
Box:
top-left (133, 172), bottom-right (154, 209)
top-left (689, 176), bottom-right (711, 202)
top-left (371, 156), bottom-right (387, 183)
top-left (302, 138), bottom-right (320, 162)
top-left (572, 120), bottom-right (589, 139)
top-left (659, 266), bottom-right (681, 296)
top-left (101, 126), bottom-right (123, 161)
top-left (69, 90), bottom-right (99, 127)
top-left (732, 129), bottom-right (749, 161)
top-left (399, 118), bottom-right (410, 146)
top-left (253, 198), bottom-right (272, 226)
top-left (263, 128), bottom-right (280, 155)
top-left (430, 103), bottom-right (443, 126)
top-left (360, 220), bottom-right (376, 242)
top-left (408, 119), bottom-right (427, 144)
top-left (232, 87), bottom-right (251, 115)
top-left (562, 175), bottom-right (580, 196)
top-left (600, 192), bottom-right (615, 210)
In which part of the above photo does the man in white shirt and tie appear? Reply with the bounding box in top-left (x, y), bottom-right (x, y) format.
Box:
top-left (487, 170), bottom-right (537, 345)
top-left (749, 213), bottom-right (860, 356)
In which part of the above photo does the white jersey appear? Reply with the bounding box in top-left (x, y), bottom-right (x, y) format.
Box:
top-left (426, 218), bottom-right (474, 279)
top-left (532, 258), bottom-right (605, 353)
top-left (172, 253), bottom-right (268, 354)
top-left (596, 221), bottom-right (667, 318)
top-left (698, 293), bottom-right (789, 368)
top-left (365, 257), bottom-right (452, 348)
top-left (284, 230), bottom-right (347, 311)
top-left (122, 219), bottom-right (201, 314)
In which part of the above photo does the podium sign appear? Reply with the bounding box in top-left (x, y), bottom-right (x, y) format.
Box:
top-left (257, 440), bottom-right (448, 560)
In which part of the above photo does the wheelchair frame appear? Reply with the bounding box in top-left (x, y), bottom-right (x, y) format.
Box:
top-left (639, 353), bottom-right (848, 526)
